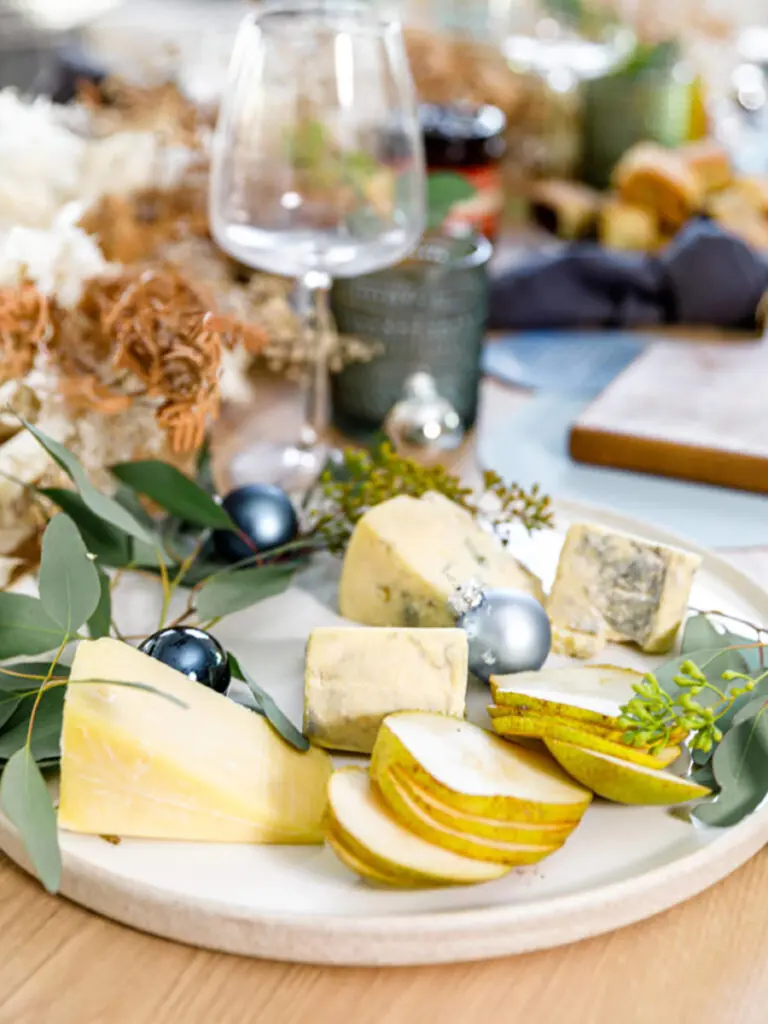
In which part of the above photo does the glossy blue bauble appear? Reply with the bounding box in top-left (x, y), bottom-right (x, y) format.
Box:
top-left (212, 484), bottom-right (299, 564)
top-left (139, 627), bottom-right (231, 694)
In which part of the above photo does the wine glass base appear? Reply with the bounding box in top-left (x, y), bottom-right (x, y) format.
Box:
top-left (228, 441), bottom-right (329, 501)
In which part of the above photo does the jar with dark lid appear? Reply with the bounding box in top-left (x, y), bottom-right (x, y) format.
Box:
top-left (420, 102), bottom-right (507, 240)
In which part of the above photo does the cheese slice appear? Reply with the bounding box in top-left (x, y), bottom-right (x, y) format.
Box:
top-left (546, 523), bottom-right (701, 657)
top-left (304, 626), bottom-right (468, 754)
top-left (338, 492), bottom-right (544, 628)
top-left (59, 638), bottom-right (332, 843)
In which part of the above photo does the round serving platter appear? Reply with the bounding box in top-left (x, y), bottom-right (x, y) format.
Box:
top-left (0, 498), bottom-right (766, 967)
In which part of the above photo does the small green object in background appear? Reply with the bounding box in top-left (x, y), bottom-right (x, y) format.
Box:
top-left (579, 39), bottom-right (694, 189)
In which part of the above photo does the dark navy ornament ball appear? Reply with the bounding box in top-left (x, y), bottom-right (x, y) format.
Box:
top-left (213, 484), bottom-right (299, 563)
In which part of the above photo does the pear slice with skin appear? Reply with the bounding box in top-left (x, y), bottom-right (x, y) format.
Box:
top-left (389, 765), bottom-right (575, 844)
top-left (490, 665), bottom-right (643, 728)
top-left (491, 714), bottom-right (681, 770)
top-left (487, 705), bottom-right (687, 748)
top-left (326, 824), bottom-right (413, 888)
top-left (327, 767), bottom-right (509, 887)
top-left (373, 767), bottom-right (565, 865)
top-left (545, 739), bottom-right (712, 806)
top-left (372, 712), bottom-right (592, 824)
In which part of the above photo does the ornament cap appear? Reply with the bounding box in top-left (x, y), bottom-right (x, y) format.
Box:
top-left (447, 578), bottom-right (487, 619)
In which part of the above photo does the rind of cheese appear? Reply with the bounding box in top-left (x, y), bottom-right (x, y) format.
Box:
top-left (303, 626), bottom-right (468, 754)
top-left (546, 522), bottom-right (701, 658)
top-left (338, 492), bottom-right (544, 628)
top-left (59, 638), bottom-right (332, 843)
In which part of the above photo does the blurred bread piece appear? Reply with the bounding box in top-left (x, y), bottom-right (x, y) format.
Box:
top-left (678, 139), bottom-right (732, 194)
top-left (599, 197), bottom-right (659, 251)
top-left (730, 176), bottom-right (768, 217)
top-left (707, 189), bottom-right (768, 251)
top-left (528, 179), bottom-right (600, 240)
top-left (613, 142), bottom-right (703, 230)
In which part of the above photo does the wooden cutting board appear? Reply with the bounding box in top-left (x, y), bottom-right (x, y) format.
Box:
top-left (569, 338), bottom-right (768, 495)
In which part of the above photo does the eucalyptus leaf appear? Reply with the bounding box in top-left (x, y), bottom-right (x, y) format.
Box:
top-left (690, 760), bottom-right (718, 793)
top-left (228, 652), bottom-right (309, 752)
top-left (0, 661), bottom-right (69, 693)
top-left (195, 437), bottom-right (215, 495)
top-left (111, 461), bottom-right (237, 531)
top-left (39, 514), bottom-right (101, 634)
top-left (0, 747), bottom-right (61, 892)
top-left (195, 563), bottom-right (298, 621)
top-left (682, 612), bottom-right (761, 672)
top-left (0, 595), bottom-right (69, 658)
top-left (112, 483), bottom-right (157, 530)
top-left (426, 171), bottom-right (476, 229)
top-left (20, 418), bottom-right (154, 545)
top-left (39, 488), bottom-right (132, 567)
top-left (88, 567), bottom-right (112, 639)
top-left (693, 709), bottom-right (768, 827)
top-left (129, 539), bottom-right (176, 569)
top-left (0, 685), bottom-right (66, 761)
top-left (0, 696), bottom-right (20, 731)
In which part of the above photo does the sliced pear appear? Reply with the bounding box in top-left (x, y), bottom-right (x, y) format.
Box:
top-left (488, 703), bottom-right (617, 735)
top-left (373, 767), bottom-right (565, 864)
top-left (487, 705), bottom-right (686, 748)
top-left (491, 714), bottom-right (681, 770)
top-left (490, 665), bottom-right (642, 727)
top-left (372, 712), bottom-right (592, 824)
top-left (327, 767), bottom-right (509, 886)
top-left (389, 765), bottom-right (575, 844)
top-left (326, 825), bottom-right (411, 888)
top-left (545, 740), bottom-right (711, 806)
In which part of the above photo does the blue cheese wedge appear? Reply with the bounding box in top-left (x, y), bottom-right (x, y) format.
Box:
top-left (304, 626), bottom-right (468, 754)
top-left (338, 492), bottom-right (544, 628)
top-left (546, 522), bottom-right (701, 657)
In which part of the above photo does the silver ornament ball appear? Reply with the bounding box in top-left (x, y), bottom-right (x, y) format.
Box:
top-left (452, 585), bottom-right (551, 683)
top-left (383, 371), bottom-right (464, 465)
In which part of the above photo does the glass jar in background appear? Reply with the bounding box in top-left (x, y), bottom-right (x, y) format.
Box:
top-left (330, 232), bottom-right (492, 440)
top-left (420, 102), bottom-right (507, 241)
top-left (580, 42), bottom-right (700, 187)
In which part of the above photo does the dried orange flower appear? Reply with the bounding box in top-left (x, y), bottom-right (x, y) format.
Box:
top-left (77, 76), bottom-right (205, 147)
top-left (104, 267), bottom-right (226, 452)
top-left (80, 183), bottom-right (209, 265)
top-left (0, 282), bottom-right (54, 383)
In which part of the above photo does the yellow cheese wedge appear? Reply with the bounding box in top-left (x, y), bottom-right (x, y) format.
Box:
top-left (58, 638), bottom-right (332, 843)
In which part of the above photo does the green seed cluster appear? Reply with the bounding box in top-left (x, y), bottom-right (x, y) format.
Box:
top-left (619, 660), bottom-right (760, 755)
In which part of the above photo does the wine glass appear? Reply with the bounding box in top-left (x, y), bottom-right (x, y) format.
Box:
top-left (209, 1), bottom-right (426, 495)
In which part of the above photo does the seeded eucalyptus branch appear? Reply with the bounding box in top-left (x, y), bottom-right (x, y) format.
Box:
top-left (310, 440), bottom-right (553, 554)
top-left (618, 659), bottom-right (766, 755)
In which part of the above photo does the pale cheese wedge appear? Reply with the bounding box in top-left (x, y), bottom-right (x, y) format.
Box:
top-left (338, 492), bottom-right (544, 628)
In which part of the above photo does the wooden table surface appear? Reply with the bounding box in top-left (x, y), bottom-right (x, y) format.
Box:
top-left (3, 371), bottom-right (768, 1024)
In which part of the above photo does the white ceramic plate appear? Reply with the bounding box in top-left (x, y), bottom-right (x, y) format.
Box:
top-left (0, 499), bottom-right (766, 967)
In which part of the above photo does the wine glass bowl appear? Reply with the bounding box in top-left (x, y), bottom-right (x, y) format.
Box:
top-left (210, 2), bottom-right (425, 281)
top-left (210, 1), bottom-right (425, 496)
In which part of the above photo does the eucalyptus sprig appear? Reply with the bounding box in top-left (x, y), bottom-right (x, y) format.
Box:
top-left (311, 440), bottom-right (553, 554)
top-left (618, 660), bottom-right (766, 755)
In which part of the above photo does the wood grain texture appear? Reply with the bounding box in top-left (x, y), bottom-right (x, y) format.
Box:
top-left (2, 373), bottom-right (767, 1023)
top-left (570, 339), bottom-right (768, 494)
top-left (1, 847), bottom-right (768, 1024)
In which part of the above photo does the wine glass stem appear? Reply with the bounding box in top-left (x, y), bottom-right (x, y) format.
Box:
top-left (297, 271), bottom-right (332, 451)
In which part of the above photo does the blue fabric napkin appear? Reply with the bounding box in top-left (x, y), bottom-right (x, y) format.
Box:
top-left (489, 221), bottom-right (768, 331)
top-left (482, 331), bottom-right (645, 396)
